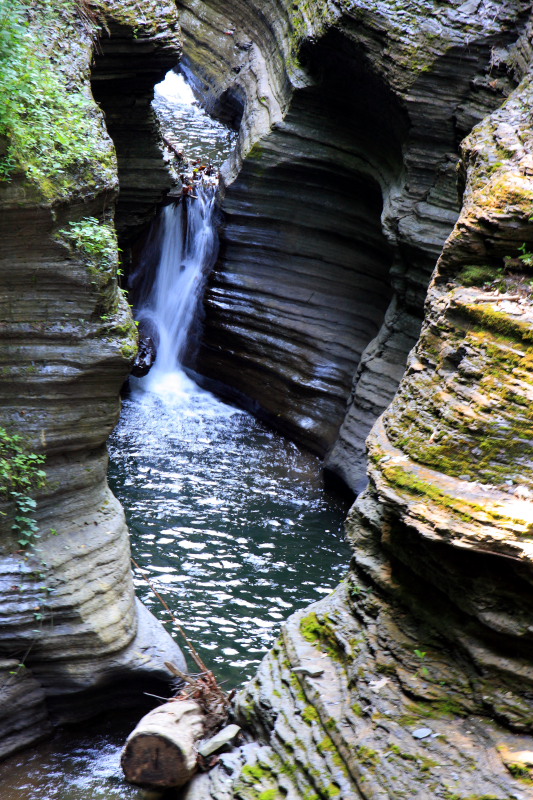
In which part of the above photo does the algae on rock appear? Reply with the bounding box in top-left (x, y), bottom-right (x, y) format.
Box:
top-left (175, 2), bottom-right (533, 799)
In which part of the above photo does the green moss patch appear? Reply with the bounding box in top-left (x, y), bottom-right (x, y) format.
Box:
top-left (300, 612), bottom-right (345, 661)
top-left (398, 698), bottom-right (468, 727)
top-left (382, 464), bottom-right (507, 526)
top-left (460, 302), bottom-right (533, 344)
top-left (355, 744), bottom-right (379, 770)
top-left (302, 705), bottom-right (320, 724)
top-left (456, 265), bottom-right (500, 287)
top-left (384, 314), bottom-right (533, 488)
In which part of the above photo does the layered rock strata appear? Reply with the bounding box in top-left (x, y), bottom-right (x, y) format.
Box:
top-left (179, 4), bottom-right (533, 799)
top-left (91, 2), bottom-right (182, 249)
top-left (179, 0), bottom-right (530, 491)
top-left (0, 0), bottom-right (184, 759)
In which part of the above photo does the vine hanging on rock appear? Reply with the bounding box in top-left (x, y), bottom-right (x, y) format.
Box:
top-left (0, 426), bottom-right (46, 548)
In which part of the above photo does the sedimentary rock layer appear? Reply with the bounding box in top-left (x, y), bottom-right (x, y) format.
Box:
top-left (91, 2), bottom-right (183, 248)
top-left (180, 4), bottom-right (533, 799)
top-left (0, 0), bottom-right (184, 758)
top-left (363, 56), bottom-right (533, 733)
top-left (179, 0), bottom-right (529, 489)
top-left (184, 584), bottom-right (533, 799)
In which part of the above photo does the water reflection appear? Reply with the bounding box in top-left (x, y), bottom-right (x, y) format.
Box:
top-left (108, 381), bottom-right (350, 685)
top-left (0, 714), bottom-right (143, 800)
top-left (0, 67), bottom-right (351, 800)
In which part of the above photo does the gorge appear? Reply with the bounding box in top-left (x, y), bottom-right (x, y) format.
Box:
top-left (1, 1), bottom-right (533, 799)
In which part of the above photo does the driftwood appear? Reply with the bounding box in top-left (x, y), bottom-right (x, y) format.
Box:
top-left (165, 661), bottom-right (234, 738)
top-left (472, 293), bottom-right (522, 303)
top-left (121, 700), bottom-right (204, 789)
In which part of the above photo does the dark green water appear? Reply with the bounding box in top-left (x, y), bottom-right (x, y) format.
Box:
top-left (108, 381), bottom-right (350, 686)
top-left (0, 368), bottom-right (350, 800)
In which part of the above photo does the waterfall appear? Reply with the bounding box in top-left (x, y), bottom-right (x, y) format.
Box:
top-left (133, 181), bottom-right (217, 397)
top-left (127, 68), bottom-right (236, 402)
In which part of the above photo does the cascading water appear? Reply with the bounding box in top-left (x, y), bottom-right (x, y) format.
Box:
top-left (106, 71), bottom-right (351, 683)
top-left (134, 182), bottom-right (217, 396)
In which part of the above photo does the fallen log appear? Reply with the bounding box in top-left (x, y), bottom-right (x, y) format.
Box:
top-left (121, 700), bottom-right (204, 789)
top-left (121, 575), bottom-right (235, 790)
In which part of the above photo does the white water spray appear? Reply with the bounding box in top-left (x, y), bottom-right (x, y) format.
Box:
top-left (155, 71), bottom-right (196, 106)
top-left (134, 184), bottom-right (217, 399)
top-left (130, 69), bottom-right (235, 407)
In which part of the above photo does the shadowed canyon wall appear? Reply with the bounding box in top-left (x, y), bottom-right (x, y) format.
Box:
top-left (0, 0), bottom-right (185, 759)
top-left (91, 7), bottom-right (182, 247)
top-left (179, 0), bottom-right (528, 493)
top-left (3, 2), bottom-right (533, 798)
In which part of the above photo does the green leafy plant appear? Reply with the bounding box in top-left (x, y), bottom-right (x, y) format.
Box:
top-left (0, 152), bottom-right (16, 181)
top-left (8, 662), bottom-right (26, 676)
top-left (60, 216), bottom-right (118, 271)
top-left (0, 0), bottom-right (115, 198)
top-left (518, 242), bottom-right (533, 268)
top-left (0, 426), bottom-right (46, 548)
top-left (414, 649), bottom-right (429, 678)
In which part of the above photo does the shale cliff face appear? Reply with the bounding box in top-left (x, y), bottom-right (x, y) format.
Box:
top-left (0, 0), bottom-right (185, 759)
top-left (180, 0), bottom-right (530, 491)
top-left (175, 2), bottom-right (533, 799)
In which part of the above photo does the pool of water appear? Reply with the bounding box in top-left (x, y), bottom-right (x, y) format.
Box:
top-left (153, 70), bottom-right (237, 168)
top-left (0, 384), bottom-right (350, 800)
top-left (116, 67), bottom-right (351, 683)
top-left (108, 376), bottom-right (350, 686)
top-left (0, 713), bottom-right (143, 800)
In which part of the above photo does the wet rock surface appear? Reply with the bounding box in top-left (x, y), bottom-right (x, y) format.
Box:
top-left (176, 2), bottom-right (533, 798)
top-left (0, 660), bottom-right (50, 759)
top-left (3, 1), bottom-right (533, 797)
top-left (184, 583), bottom-right (533, 799)
top-left (180, 0), bottom-right (530, 482)
top-left (131, 335), bottom-right (157, 377)
top-left (0, 0), bottom-right (184, 759)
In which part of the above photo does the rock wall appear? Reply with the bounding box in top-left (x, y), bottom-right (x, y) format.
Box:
top-left (3, 3), bottom-right (533, 797)
top-left (0, 0), bottom-right (185, 759)
top-left (91, 3), bottom-right (182, 248)
top-left (177, 3), bottom-right (533, 799)
top-left (179, 0), bottom-right (529, 491)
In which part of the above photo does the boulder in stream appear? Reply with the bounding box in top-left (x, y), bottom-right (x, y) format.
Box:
top-left (131, 336), bottom-right (157, 378)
